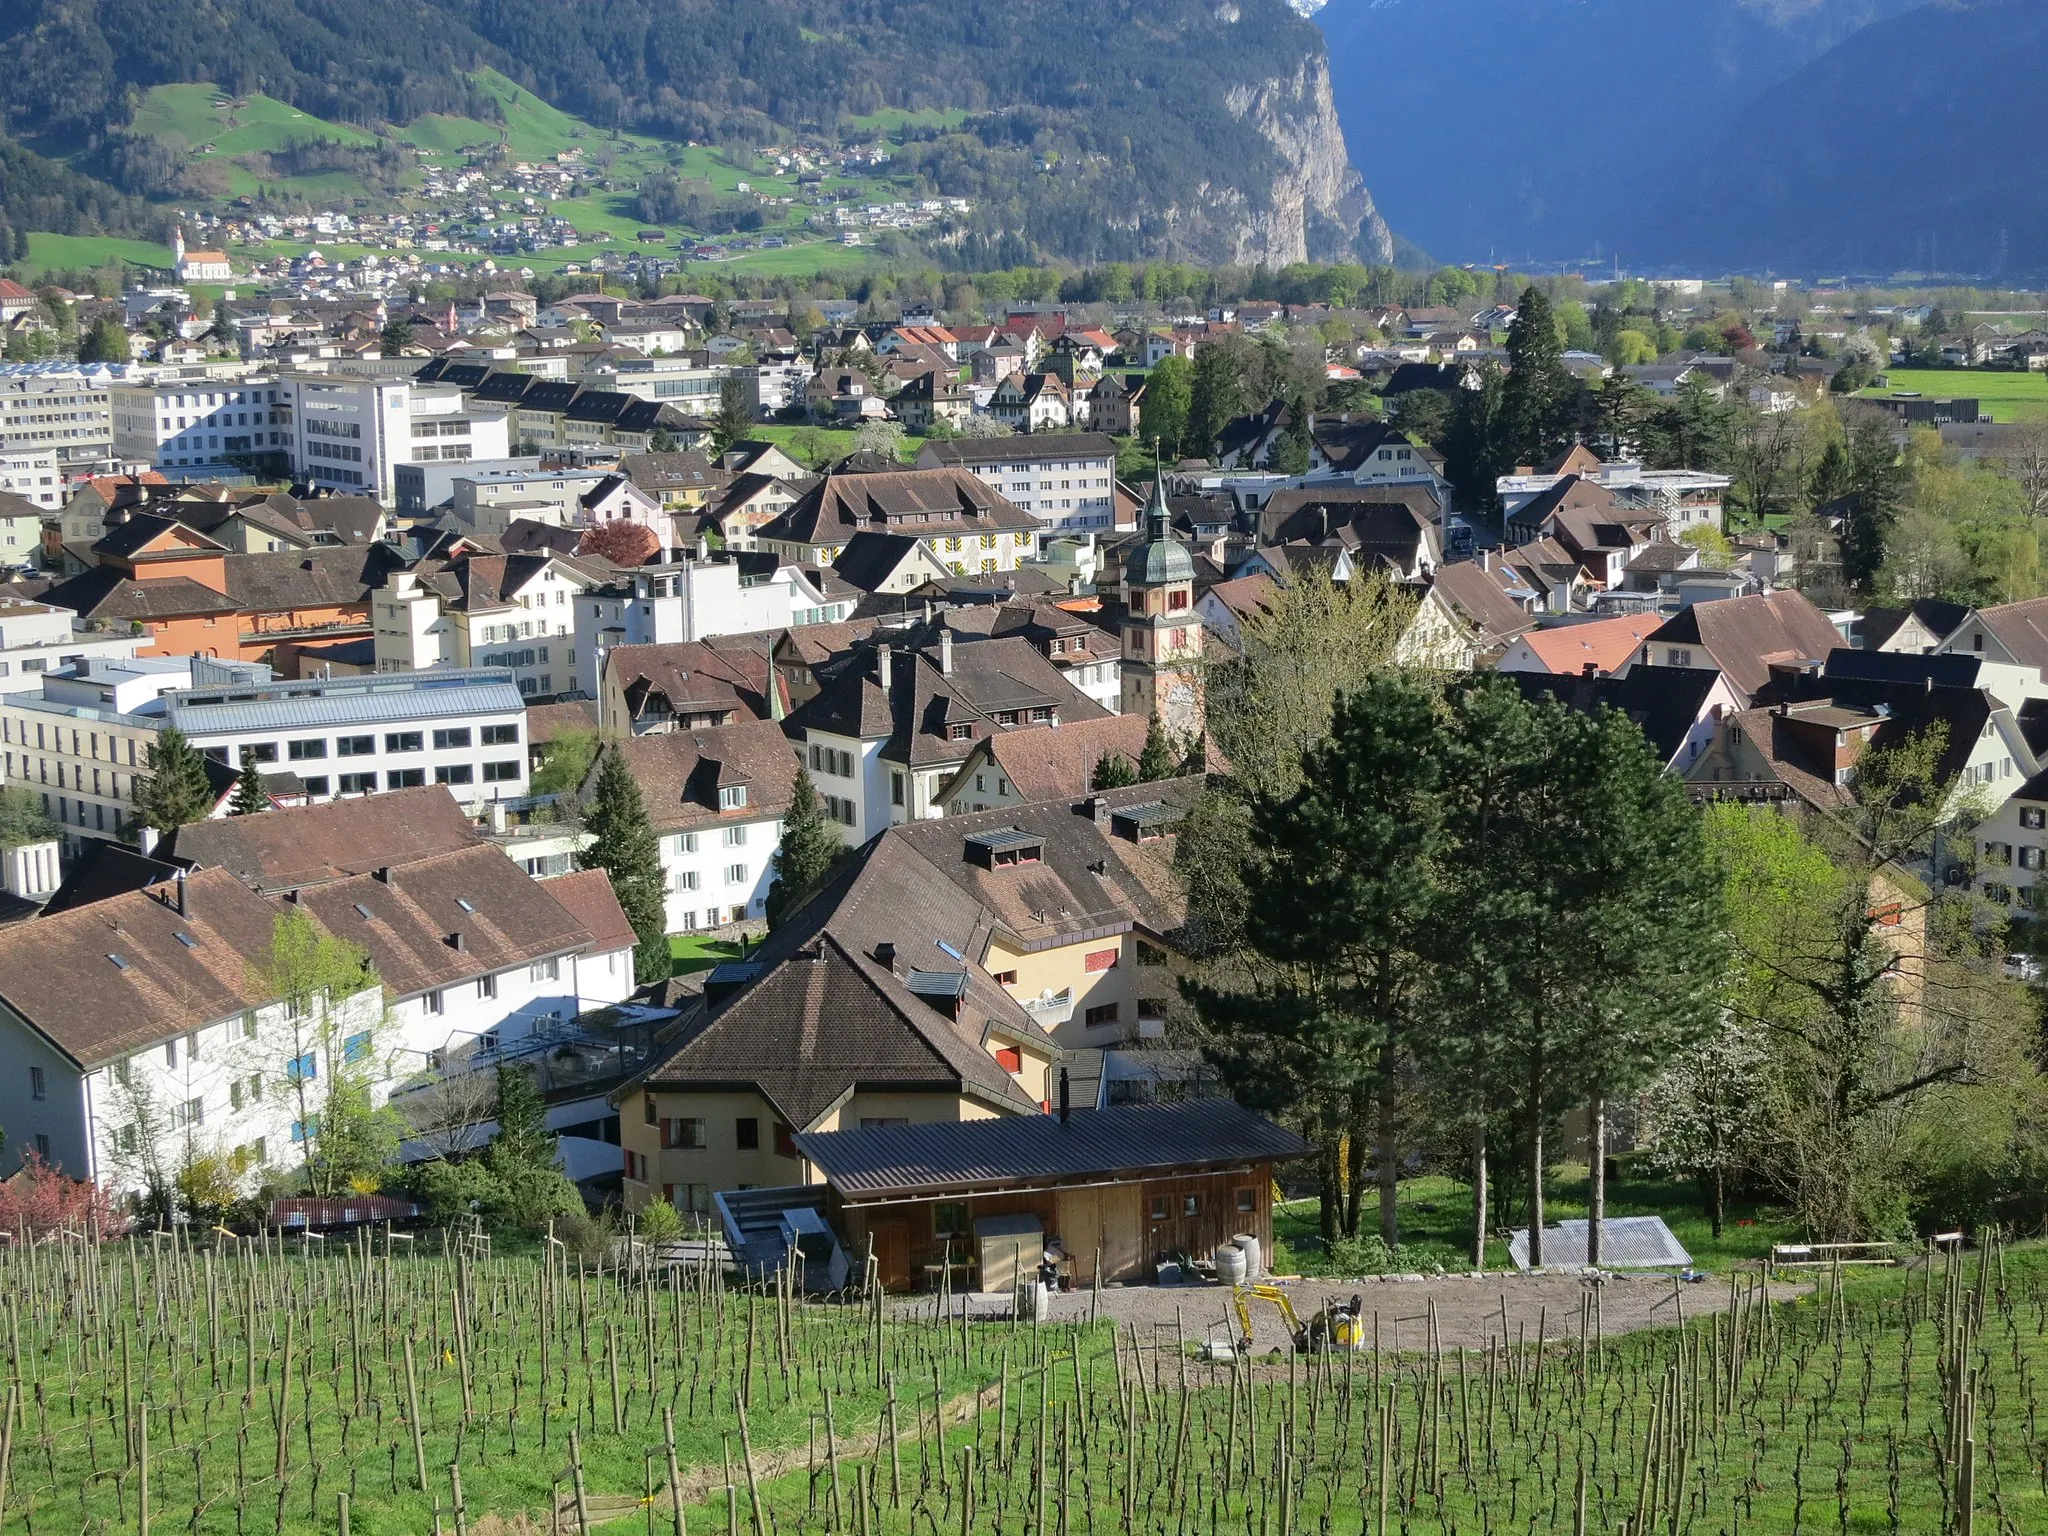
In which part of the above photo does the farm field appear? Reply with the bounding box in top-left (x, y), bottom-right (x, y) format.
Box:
top-left (1861, 367), bottom-right (2048, 422)
top-left (21, 232), bottom-right (175, 275)
top-left (3, 1229), bottom-right (2042, 1535)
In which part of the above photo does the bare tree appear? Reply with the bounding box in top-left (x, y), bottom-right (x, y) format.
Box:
top-left (1991, 419), bottom-right (2048, 517)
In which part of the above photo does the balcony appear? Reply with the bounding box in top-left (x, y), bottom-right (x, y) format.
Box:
top-left (1017, 987), bottom-right (1074, 1027)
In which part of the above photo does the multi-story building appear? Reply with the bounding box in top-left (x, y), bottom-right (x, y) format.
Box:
top-left (374, 552), bottom-right (600, 700)
top-left (0, 488), bottom-right (45, 568)
top-left (0, 366), bottom-right (118, 466)
top-left (0, 597), bottom-right (146, 694)
top-left (0, 450), bottom-right (62, 510)
top-left (915, 434), bottom-right (1120, 534)
top-left (754, 468), bottom-right (1040, 574)
top-left (110, 377), bottom-right (291, 476)
top-left (572, 556), bottom-right (855, 698)
top-left (409, 360), bottom-right (708, 457)
top-left (450, 467), bottom-right (615, 534)
top-left (0, 656), bottom-right (531, 853)
top-left (394, 456), bottom-right (544, 516)
top-left (601, 720), bottom-right (799, 933)
top-left (286, 374), bottom-right (511, 502)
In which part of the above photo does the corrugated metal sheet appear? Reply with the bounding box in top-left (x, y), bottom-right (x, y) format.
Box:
top-left (167, 682), bottom-right (524, 735)
top-left (1507, 1217), bottom-right (1692, 1271)
top-left (796, 1098), bottom-right (1314, 1199)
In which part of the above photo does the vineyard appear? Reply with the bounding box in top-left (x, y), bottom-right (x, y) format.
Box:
top-left (0, 1229), bottom-right (2044, 1535)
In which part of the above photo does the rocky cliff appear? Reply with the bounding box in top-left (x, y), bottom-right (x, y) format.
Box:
top-left (1221, 53), bottom-right (1393, 266)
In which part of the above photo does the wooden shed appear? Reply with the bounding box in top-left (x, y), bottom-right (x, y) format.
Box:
top-left (793, 1099), bottom-right (1314, 1292)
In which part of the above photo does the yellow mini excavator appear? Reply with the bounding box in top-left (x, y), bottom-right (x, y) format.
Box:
top-left (1231, 1284), bottom-right (1368, 1355)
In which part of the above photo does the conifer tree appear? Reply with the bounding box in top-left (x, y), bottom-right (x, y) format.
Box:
top-left (1091, 751), bottom-right (1138, 790)
top-left (1500, 286), bottom-right (1575, 467)
top-left (1136, 713), bottom-right (1175, 782)
top-left (135, 726), bottom-right (215, 833)
top-left (578, 747), bottom-right (669, 984)
top-left (228, 757), bottom-right (270, 816)
top-left (766, 768), bottom-right (842, 928)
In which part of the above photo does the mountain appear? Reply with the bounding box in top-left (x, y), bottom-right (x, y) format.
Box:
top-left (1629, 0), bottom-right (2048, 276)
top-left (0, 0), bottom-right (1392, 268)
top-left (1314, 0), bottom-right (1916, 265)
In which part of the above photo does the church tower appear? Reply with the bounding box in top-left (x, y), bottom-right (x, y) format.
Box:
top-left (1118, 470), bottom-right (1204, 737)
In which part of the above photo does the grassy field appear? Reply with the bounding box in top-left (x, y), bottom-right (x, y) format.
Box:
top-left (842, 107), bottom-right (972, 136)
top-left (1862, 367), bottom-right (2048, 422)
top-left (4, 1229), bottom-right (2044, 1534)
top-left (22, 231), bottom-right (175, 275)
top-left (128, 84), bottom-right (381, 157)
top-left (1273, 1163), bottom-right (1797, 1278)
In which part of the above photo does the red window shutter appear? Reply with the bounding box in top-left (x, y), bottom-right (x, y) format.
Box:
top-left (622, 1147), bottom-right (634, 1177)
top-left (1085, 947), bottom-right (1118, 973)
top-left (660, 1118), bottom-right (673, 1149)
top-left (995, 1046), bottom-right (1022, 1073)
top-left (774, 1122), bottom-right (796, 1158)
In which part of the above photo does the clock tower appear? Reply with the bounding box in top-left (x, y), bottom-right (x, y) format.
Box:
top-left (1119, 471), bottom-right (1204, 738)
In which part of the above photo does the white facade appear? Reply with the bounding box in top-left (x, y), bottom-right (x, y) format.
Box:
top-left (658, 813), bottom-right (784, 932)
top-left (0, 367), bottom-right (117, 464)
top-left (0, 600), bottom-right (145, 694)
top-left (111, 376), bottom-right (288, 471)
top-left (0, 449), bottom-right (61, 509)
top-left (927, 441), bottom-right (1118, 534)
top-left (167, 666), bottom-right (532, 807)
top-left (572, 559), bottom-right (855, 697)
top-left (452, 468), bottom-right (611, 534)
top-left (393, 455), bottom-right (543, 517)
top-left (375, 558), bottom-right (593, 701)
top-left (285, 374), bottom-right (510, 502)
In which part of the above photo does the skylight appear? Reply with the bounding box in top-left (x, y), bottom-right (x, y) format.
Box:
top-left (457, 898), bottom-right (476, 912)
top-left (174, 933), bottom-right (198, 949)
top-left (107, 954), bottom-right (129, 971)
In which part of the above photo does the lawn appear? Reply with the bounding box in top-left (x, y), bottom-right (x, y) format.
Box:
top-left (670, 933), bottom-right (745, 975)
top-left (21, 231), bottom-right (175, 276)
top-left (1272, 1161), bottom-right (1797, 1278)
top-left (841, 106), bottom-right (972, 136)
top-left (1861, 366), bottom-right (2048, 422)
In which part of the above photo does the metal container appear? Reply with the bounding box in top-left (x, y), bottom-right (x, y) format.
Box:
top-left (1233, 1234), bottom-right (1262, 1282)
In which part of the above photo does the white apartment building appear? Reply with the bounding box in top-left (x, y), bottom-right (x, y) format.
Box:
top-left (0, 599), bottom-right (145, 694)
top-left (0, 366), bottom-right (118, 465)
top-left (0, 449), bottom-right (62, 509)
top-left (588, 356), bottom-right (726, 408)
top-left (0, 656), bottom-right (532, 853)
top-left (915, 433), bottom-right (1120, 534)
top-left (572, 556), bottom-right (855, 698)
top-left (111, 377), bottom-right (289, 472)
top-left (286, 374), bottom-right (510, 502)
top-left (375, 554), bottom-right (596, 700)
top-left (0, 850), bottom-right (634, 1198)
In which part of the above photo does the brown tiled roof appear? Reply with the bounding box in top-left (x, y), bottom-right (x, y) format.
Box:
top-left (1970, 596), bottom-right (2048, 670)
top-left (293, 844), bottom-right (597, 1001)
top-left (950, 715), bottom-right (1152, 805)
top-left (162, 786), bottom-right (483, 894)
top-left (40, 568), bottom-right (240, 621)
top-left (540, 868), bottom-right (637, 955)
top-left (1204, 572), bottom-right (1281, 623)
top-left (1645, 590), bottom-right (1844, 702)
top-left (0, 868), bottom-right (291, 1068)
top-left (600, 720), bottom-right (800, 834)
top-left (1428, 562), bottom-right (1537, 651)
top-left (758, 468), bottom-right (1036, 545)
top-left (609, 638), bottom-right (775, 724)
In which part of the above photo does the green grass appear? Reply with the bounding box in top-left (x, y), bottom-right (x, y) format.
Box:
top-left (670, 934), bottom-right (744, 975)
top-left (841, 107), bottom-right (971, 135)
top-left (1860, 366), bottom-right (2048, 422)
top-left (129, 83), bottom-right (380, 156)
top-left (1272, 1163), bottom-right (1797, 1278)
top-left (21, 231), bottom-right (175, 276)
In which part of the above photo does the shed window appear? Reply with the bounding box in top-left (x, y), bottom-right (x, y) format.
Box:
top-left (1236, 1187), bottom-right (1258, 1213)
top-left (935, 1202), bottom-right (969, 1239)
top-left (1148, 1196), bottom-right (1169, 1223)
top-left (1182, 1194), bottom-right (1199, 1217)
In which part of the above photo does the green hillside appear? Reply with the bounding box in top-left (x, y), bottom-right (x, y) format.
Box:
top-left (128, 84), bottom-right (380, 157)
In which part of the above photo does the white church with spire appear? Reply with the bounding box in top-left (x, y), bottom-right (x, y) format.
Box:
top-left (171, 228), bottom-right (232, 284)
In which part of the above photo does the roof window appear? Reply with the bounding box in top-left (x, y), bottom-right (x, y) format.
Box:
top-left (965, 827), bottom-right (1044, 869)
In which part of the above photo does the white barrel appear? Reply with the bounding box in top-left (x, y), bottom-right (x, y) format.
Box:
top-left (1214, 1244), bottom-right (1247, 1285)
top-left (1233, 1234), bottom-right (1261, 1281)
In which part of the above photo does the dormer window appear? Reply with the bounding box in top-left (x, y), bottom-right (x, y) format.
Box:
top-left (949, 724), bottom-right (973, 742)
top-left (719, 784), bottom-right (747, 810)
top-left (965, 828), bottom-right (1043, 868)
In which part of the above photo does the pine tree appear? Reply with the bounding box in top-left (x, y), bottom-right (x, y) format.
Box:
top-left (228, 757), bottom-right (270, 816)
top-left (765, 768), bottom-right (842, 928)
top-left (1091, 751), bottom-right (1138, 790)
top-left (1500, 286), bottom-right (1574, 467)
top-left (578, 747), bottom-right (670, 984)
top-left (136, 726), bottom-right (215, 833)
top-left (1136, 714), bottom-right (1175, 782)
top-left (712, 374), bottom-right (754, 454)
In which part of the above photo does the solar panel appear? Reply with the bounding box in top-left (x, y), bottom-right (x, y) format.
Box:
top-left (1506, 1216), bottom-right (1692, 1271)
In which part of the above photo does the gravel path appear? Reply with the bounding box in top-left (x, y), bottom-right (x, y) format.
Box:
top-left (894, 1267), bottom-right (1805, 1357)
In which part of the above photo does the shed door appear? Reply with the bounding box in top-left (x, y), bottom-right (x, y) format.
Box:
top-left (1098, 1184), bottom-right (1144, 1283)
top-left (1055, 1188), bottom-right (1102, 1284)
top-left (871, 1219), bottom-right (913, 1292)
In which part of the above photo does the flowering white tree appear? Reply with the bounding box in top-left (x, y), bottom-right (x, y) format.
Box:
top-left (1640, 1014), bottom-right (1771, 1239)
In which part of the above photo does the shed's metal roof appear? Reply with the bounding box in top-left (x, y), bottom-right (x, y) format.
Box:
top-left (795, 1098), bottom-right (1313, 1199)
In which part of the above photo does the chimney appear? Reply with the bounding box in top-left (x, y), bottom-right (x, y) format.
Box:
top-left (1479, 549), bottom-right (1493, 573)
top-left (1581, 662), bottom-right (1597, 678)
top-left (449, 930), bottom-right (467, 952)
top-left (877, 645), bottom-right (892, 689)
top-left (172, 866), bottom-right (188, 917)
top-left (1088, 795), bottom-right (1111, 825)
top-left (374, 866), bottom-right (393, 884)
top-left (1059, 1067), bottom-right (1071, 1124)
top-left (874, 941), bottom-right (897, 973)
top-left (940, 630), bottom-right (953, 676)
